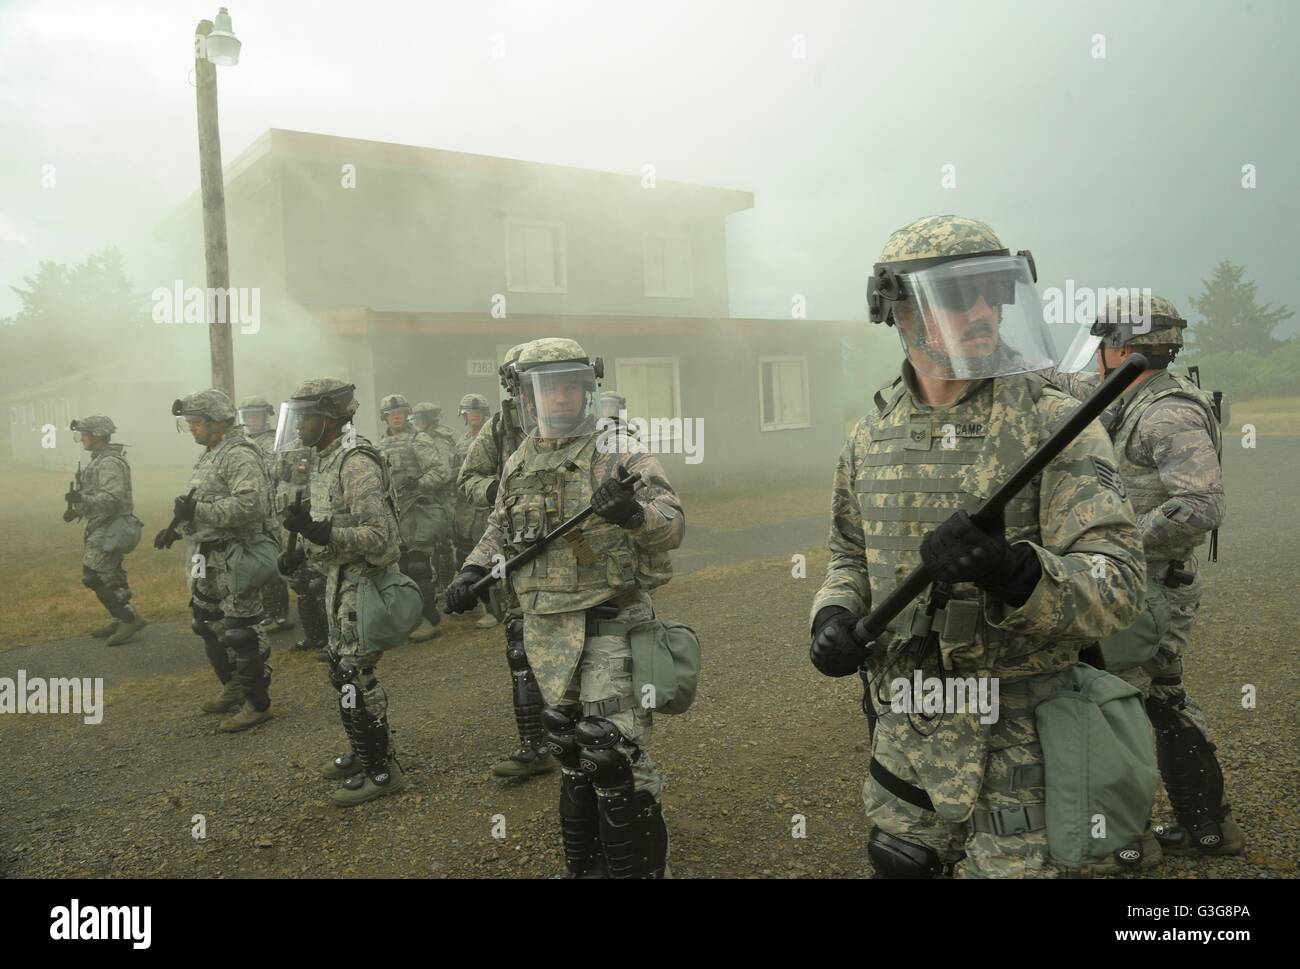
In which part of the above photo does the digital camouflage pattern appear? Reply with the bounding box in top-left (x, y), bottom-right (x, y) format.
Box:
top-left (76, 442), bottom-right (134, 583)
top-left (877, 215), bottom-right (1004, 264)
top-left (175, 389), bottom-right (237, 422)
top-left (1099, 292), bottom-right (1187, 348)
top-left (464, 427), bottom-right (684, 707)
top-left (380, 394), bottom-right (411, 414)
top-left (183, 426), bottom-right (273, 621)
top-left (71, 415), bottom-right (116, 439)
top-left (292, 378), bottom-right (359, 419)
top-left (459, 393), bottom-right (490, 413)
top-left (811, 363), bottom-right (1146, 877)
top-left (306, 434), bottom-right (402, 714)
top-left (516, 337), bottom-right (590, 367)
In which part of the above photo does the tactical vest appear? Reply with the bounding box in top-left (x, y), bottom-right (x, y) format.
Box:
top-left (856, 372), bottom-right (1063, 672)
top-left (82, 444), bottom-right (133, 530)
top-left (377, 424), bottom-right (426, 504)
top-left (185, 429), bottom-right (269, 543)
top-left (502, 433), bottom-right (672, 614)
top-left (275, 447), bottom-right (315, 515)
top-left (1110, 370), bottom-right (1222, 563)
top-left (308, 438), bottom-right (400, 569)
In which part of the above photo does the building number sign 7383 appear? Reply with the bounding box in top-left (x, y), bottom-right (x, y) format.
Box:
top-left (467, 360), bottom-right (497, 378)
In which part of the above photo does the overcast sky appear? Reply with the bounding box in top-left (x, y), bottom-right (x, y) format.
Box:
top-left (2, 0), bottom-right (1297, 331)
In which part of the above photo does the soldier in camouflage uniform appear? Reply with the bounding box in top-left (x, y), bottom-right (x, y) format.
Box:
top-left (277, 379), bottom-right (407, 805)
top-left (451, 393), bottom-right (496, 628)
top-left (1045, 294), bottom-right (1242, 859)
top-left (65, 415), bottom-right (147, 646)
top-left (378, 395), bottom-right (451, 642)
top-left (410, 402), bottom-right (460, 597)
top-left (447, 338), bottom-right (685, 878)
top-left (171, 390), bottom-right (275, 733)
top-left (456, 345), bottom-right (560, 778)
top-left (239, 396), bottom-right (294, 636)
top-left (809, 216), bottom-right (1147, 878)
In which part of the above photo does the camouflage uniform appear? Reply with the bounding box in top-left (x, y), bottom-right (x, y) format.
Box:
top-left (463, 338), bottom-right (685, 877)
top-left (455, 347), bottom-right (559, 777)
top-left (410, 403), bottom-right (460, 592)
top-left (379, 395), bottom-right (453, 638)
top-left (813, 217), bottom-right (1147, 878)
top-left (451, 394), bottom-right (493, 567)
top-left (1048, 294), bottom-right (1240, 856)
top-left (174, 390), bottom-right (275, 730)
top-left (67, 416), bottom-right (146, 645)
top-left (289, 378), bottom-right (407, 805)
top-left (239, 396), bottom-right (293, 632)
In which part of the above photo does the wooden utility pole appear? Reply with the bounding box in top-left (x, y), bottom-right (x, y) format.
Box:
top-left (195, 18), bottom-right (235, 400)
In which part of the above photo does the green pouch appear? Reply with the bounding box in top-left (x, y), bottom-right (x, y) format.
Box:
top-left (356, 567), bottom-right (424, 653)
top-left (1034, 664), bottom-right (1158, 870)
top-left (1099, 575), bottom-right (1171, 672)
top-left (627, 619), bottom-right (701, 715)
top-left (399, 499), bottom-right (440, 548)
top-left (226, 533), bottom-right (280, 596)
top-left (100, 514), bottom-right (144, 555)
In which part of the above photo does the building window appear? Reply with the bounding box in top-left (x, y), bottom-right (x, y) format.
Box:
top-left (758, 356), bottom-right (811, 431)
top-left (643, 234), bottom-right (693, 298)
top-left (506, 219), bottom-right (567, 293)
top-left (614, 357), bottom-right (682, 440)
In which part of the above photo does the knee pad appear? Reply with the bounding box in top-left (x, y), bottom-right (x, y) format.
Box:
top-left (81, 570), bottom-right (103, 590)
top-left (505, 638), bottom-right (530, 674)
top-left (401, 551), bottom-right (432, 582)
top-left (220, 624), bottom-right (260, 655)
top-left (541, 704), bottom-right (583, 769)
top-left (867, 827), bottom-right (944, 879)
top-left (190, 602), bottom-right (224, 640)
top-left (575, 717), bottom-right (635, 792)
top-left (330, 655), bottom-right (360, 691)
top-left (1145, 692), bottom-right (1189, 728)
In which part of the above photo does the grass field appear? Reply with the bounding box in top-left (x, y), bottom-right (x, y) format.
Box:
top-left (1228, 395), bottom-right (1300, 436)
top-left (0, 465), bottom-right (830, 650)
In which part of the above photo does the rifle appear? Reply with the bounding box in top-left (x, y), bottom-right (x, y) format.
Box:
top-left (851, 355), bottom-right (1148, 648)
top-left (1186, 366), bottom-right (1223, 563)
top-left (154, 488), bottom-right (197, 550)
top-left (468, 471), bottom-right (642, 600)
top-left (62, 462), bottom-right (83, 522)
top-left (283, 489), bottom-right (304, 567)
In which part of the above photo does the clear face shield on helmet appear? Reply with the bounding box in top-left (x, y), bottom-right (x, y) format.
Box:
top-left (519, 362), bottom-right (599, 439)
top-left (273, 400), bottom-right (350, 451)
top-left (238, 406), bottom-right (272, 432)
top-left (881, 253), bottom-right (1070, 380)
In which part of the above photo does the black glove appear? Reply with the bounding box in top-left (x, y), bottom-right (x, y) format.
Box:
top-left (920, 509), bottom-right (1042, 607)
top-left (62, 507), bottom-right (80, 523)
top-left (173, 492), bottom-right (198, 523)
top-left (810, 606), bottom-right (868, 678)
top-left (278, 546), bottom-right (306, 577)
top-left (591, 465), bottom-right (643, 528)
top-left (486, 480), bottom-right (499, 505)
top-left (153, 528), bottom-right (176, 550)
top-left (445, 565), bottom-right (488, 613)
top-left (65, 489), bottom-right (82, 506)
top-left (283, 499), bottom-right (333, 546)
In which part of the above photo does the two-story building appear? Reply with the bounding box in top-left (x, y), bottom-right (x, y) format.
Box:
top-left (149, 128), bottom-right (877, 483)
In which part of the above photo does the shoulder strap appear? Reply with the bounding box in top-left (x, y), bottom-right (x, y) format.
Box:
top-left (873, 376), bottom-right (904, 414)
top-left (340, 443), bottom-right (402, 522)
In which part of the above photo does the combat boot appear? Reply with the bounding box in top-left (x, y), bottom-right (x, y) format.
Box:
top-left (408, 619), bottom-right (442, 642)
top-left (201, 679), bottom-right (245, 714)
top-left (321, 751), bottom-right (365, 780)
top-left (89, 620), bottom-right (120, 639)
top-left (218, 702), bottom-right (274, 733)
top-left (331, 758), bottom-right (405, 806)
top-left (258, 615), bottom-right (295, 635)
top-left (1153, 812), bottom-right (1246, 856)
top-left (106, 616), bottom-right (147, 646)
top-left (492, 746), bottom-right (559, 778)
top-left (1079, 827), bottom-right (1164, 877)
top-left (475, 607), bottom-right (500, 629)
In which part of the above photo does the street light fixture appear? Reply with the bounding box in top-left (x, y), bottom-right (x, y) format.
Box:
top-left (205, 7), bottom-right (241, 66)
